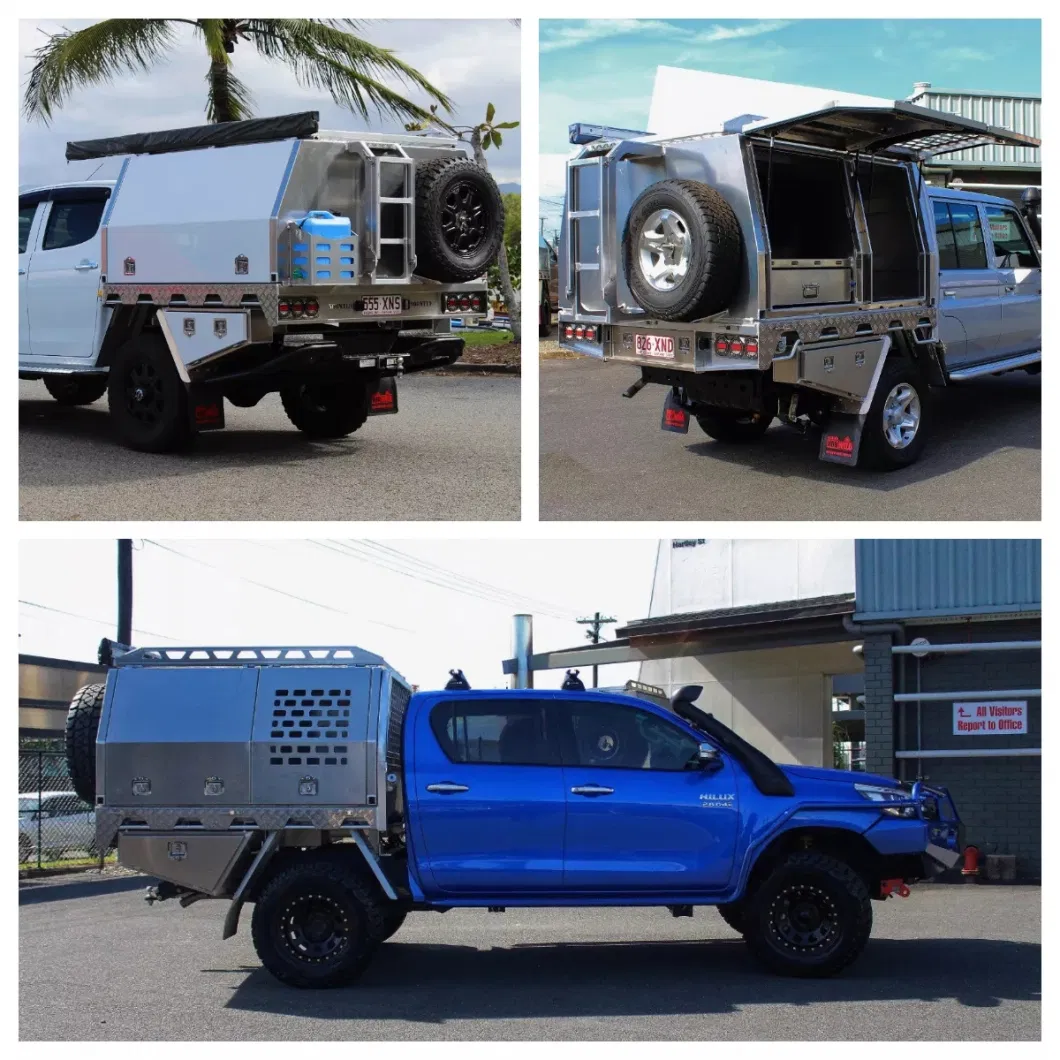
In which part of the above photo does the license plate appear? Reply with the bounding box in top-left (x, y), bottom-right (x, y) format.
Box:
top-left (362, 295), bottom-right (403, 316)
top-left (635, 333), bottom-right (675, 359)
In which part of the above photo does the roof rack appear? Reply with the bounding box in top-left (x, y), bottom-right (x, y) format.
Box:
top-left (114, 645), bottom-right (388, 667)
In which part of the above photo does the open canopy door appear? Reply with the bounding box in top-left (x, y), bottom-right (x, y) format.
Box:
top-left (738, 101), bottom-right (1039, 159)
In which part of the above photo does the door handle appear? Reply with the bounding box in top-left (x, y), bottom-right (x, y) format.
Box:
top-left (1005, 285), bottom-right (1016, 293)
top-left (570, 785), bottom-right (614, 797)
top-left (941, 289), bottom-right (956, 297)
top-left (425, 782), bottom-right (469, 794)
top-left (18, 269), bottom-right (26, 276)
top-left (73, 261), bottom-right (99, 270)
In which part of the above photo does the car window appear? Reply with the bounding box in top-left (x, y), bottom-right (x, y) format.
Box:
top-left (935, 201), bottom-right (988, 270)
top-left (985, 206), bottom-right (1039, 269)
top-left (41, 198), bottom-right (106, 251)
top-left (18, 797), bottom-right (39, 815)
top-left (19, 202), bottom-right (38, 254)
top-left (42, 795), bottom-right (89, 816)
top-left (565, 700), bottom-right (701, 771)
top-left (430, 700), bottom-right (558, 766)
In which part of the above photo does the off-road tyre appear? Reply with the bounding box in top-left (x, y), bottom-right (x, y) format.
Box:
top-left (380, 907), bottom-right (409, 942)
top-left (107, 335), bottom-right (190, 453)
top-left (65, 683), bottom-right (106, 806)
top-left (716, 901), bottom-right (747, 935)
top-left (695, 408), bottom-right (773, 443)
top-left (280, 381), bottom-right (370, 439)
top-left (624, 179), bottom-right (742, 322)
top-left (743, 851), bottom-right (873, 978)
top-left (251, 857), bottom-right (387, 988)
top-left (858, 357), bottom-right (931, 471)
top-left (43, 375), bottom-right (108, 406)
top-left (414, 158), bottom-right (504, 283)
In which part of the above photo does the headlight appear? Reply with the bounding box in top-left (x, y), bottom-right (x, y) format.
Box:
top-left (855, 782), bottom-right (917, 818)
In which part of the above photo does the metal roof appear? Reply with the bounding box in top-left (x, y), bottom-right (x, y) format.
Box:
top-left (907, 88), bottom-right (1040, 169)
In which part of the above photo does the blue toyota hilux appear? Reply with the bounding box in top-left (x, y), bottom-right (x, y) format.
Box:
top-left (74, 653), bottom-right (963, 988)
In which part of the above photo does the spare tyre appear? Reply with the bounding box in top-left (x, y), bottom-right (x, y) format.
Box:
top-left (624, 179), bottom-right (742, 322)
top-left (66, 683), bottom-right (106, 805)
top-left (415, 157), bottom-right (504, 283)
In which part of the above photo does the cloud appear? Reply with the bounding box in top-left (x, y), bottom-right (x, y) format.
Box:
top-left (936, 45), bottom-right (993, 62)
top-left (872, 47), bottom-right (887, 61)
top-left (539, 18), bottom-right (790, 54)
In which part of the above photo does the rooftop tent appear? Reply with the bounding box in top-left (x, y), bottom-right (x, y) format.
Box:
top-left (737, 101), bottom-right (1040, 160)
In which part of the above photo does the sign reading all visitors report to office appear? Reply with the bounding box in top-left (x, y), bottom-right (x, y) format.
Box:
top-left (953, 701), bottom-right (1028, 735)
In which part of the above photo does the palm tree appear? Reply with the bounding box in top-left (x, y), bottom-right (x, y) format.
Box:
top-left (23, 19), bottom-right (453, 127)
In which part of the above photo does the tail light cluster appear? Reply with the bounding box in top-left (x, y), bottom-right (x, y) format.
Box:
top-left (444, 293), bottom-right (485, 314)
top-left (278, 298), bottom-right (319, 320)
top-left (713, 335), bottom-right (759, 360)
top-left (562, 323), bottom-right (599, 342)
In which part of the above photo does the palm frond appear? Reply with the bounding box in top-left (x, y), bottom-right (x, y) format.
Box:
top-left (243, 19), bottom-right (454, 119)
top-left (197, 18), bottom-right (255, 122)
top-left (23, 19), bottom-right (176, 123)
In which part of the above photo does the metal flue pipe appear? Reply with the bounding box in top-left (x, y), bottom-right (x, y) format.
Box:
top-left (511, 614), bottom-right (533, 689)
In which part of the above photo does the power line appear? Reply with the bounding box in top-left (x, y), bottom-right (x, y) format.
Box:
top-left (142, 540), bottom-right (417, 634)
top-left (19, 600), bottom-right (178, 642)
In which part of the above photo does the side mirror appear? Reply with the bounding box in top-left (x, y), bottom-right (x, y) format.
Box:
top-left (697, 743), bottom-right (722, 770)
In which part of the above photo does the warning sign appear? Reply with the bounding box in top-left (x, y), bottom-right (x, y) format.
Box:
top-left (953, 700), bottom-right (1028, 736)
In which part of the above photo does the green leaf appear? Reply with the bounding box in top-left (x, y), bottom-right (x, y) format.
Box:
top-left (481, 135), bottom-right (490, 150)
top-left (486, 101), bottom-right (495, 123)
top-left (494, 121), bottom-right (519, 129)
top-left (491, 129), bottom-right (502, 148)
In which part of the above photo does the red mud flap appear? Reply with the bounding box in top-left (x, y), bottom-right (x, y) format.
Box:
top-left (187, 385), bottom-right (225, 432)
top-left (660, 390), bottom-right (690, 434)
top-left (880, 878), bottom-right (911, 899)
top-left (368, 376), bottom-right (399, 416)
top-left (819, 413), bottom-right (863, 466)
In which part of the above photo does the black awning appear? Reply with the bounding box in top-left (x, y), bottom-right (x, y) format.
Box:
top-left (66, 111), bottom-right (319, 161)
top-left (617, 592), bottom-right (856, 639)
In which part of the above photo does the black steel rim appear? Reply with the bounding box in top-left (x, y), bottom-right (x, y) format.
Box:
top-left (440, 181), bottom-right (488, 255)
top-left (124, 360), bottom-right (165, 426)
top-left (278, 893), bottom-right (352, 966)
top-left (768, 883), bottom-right (840, 955)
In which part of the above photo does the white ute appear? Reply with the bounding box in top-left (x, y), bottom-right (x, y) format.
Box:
top-left (19, 111), bottom-right (504, 452)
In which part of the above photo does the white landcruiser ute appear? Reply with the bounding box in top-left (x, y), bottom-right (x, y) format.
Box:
top-left (19, 111), bottom-right (504, 452)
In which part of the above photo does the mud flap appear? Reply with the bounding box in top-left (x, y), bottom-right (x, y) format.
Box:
top-left (660, 389), bottom-right (690, 434)
top-left (187, 383), bottom-right (225, 433)
top-left (369, 376), bottom-right (399, 416)
top-left (819, 413), bottom-right (863, 465)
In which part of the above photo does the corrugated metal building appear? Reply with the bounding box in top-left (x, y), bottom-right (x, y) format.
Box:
top-left (856, 539), bottom-right (1041, 877)
top-left (906, 82), bottom-right (1040, 203)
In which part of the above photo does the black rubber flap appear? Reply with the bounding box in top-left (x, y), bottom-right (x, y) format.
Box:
top-left (66, 111), bottom-right (320, 161)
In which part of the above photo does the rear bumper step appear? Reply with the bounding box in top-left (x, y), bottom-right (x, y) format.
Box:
top-left (947, 351), bottom-right (1041, 381)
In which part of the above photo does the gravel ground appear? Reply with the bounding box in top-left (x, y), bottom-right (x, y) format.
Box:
top-left (20, 881), bottom-right (1039, 1041)
top-left (20, 374), bottom-right (519, 521)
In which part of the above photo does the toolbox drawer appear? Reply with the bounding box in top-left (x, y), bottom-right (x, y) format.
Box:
top-left (770, 260), bottom-right (853, 308)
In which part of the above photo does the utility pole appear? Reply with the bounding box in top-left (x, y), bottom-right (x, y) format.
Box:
top-left (117, 539), bottom-right (133, 647)
top-left (577, 612), bottom-right (616, 688)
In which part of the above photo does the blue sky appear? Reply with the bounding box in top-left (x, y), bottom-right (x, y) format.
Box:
top-left (540, 19), bottom-right (1041, 154)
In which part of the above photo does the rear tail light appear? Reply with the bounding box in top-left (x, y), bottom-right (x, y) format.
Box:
top-left (585, 326), bottom-right (596, 341)
top-left (459, 295), bottom-right (471, 311)
top-left (729, 338), bottom-right (744, 356)
top-left (304, 299), bottom-right (319, 318)
top-left (575, 325), bottom-right (585, 339)
top-left (714, 337), bottom-right (729, 353)
top-left (471, 294), bottom-right (483, 312)
top-left (564, 324), bottom-right (574, 339)
top-left (289, 300), bottom-right (304, 318)
top-left (745, 340), bottom-right (758, 357)
top-left (445, 295), bottom-right (458, 312)
top-left (278, 301), bottom-right (291, 319)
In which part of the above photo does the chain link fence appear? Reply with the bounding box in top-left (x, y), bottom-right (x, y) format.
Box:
top-left (18, 750), bottom-right (101, 870)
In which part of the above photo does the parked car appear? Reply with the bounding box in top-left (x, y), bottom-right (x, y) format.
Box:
top-left (557, 103), bottom-right (1041, 469)
top-left (18, 791), bottom-right (96, 861)
top-left (67, 644), bottom-right (961, 988)
top-left (539, 237), bottom-right (559, 337)
top-left (19, 111), bottom-right (505, 452)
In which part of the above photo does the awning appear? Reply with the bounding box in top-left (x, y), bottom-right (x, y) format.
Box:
top-left (739, 102), bottom-right (1041, 160)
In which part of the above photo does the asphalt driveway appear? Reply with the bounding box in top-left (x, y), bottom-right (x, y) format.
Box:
top-left (540, 358), bottom-right (1040, 521)
top-left (20, 875), bottom-right (1040, 1040)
